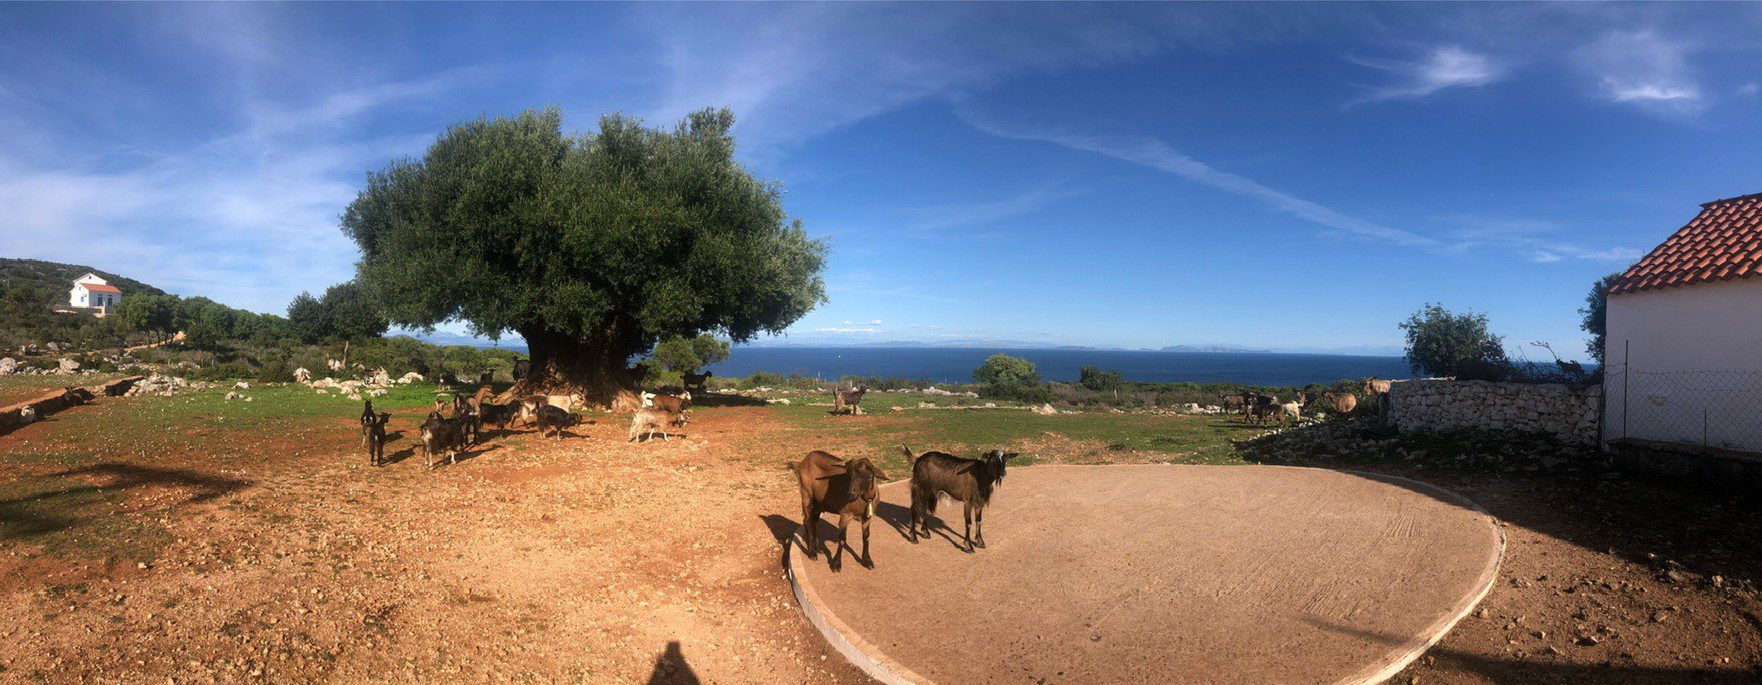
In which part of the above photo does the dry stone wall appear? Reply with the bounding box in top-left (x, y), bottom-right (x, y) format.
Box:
top-left (1387, 379), bottom-right (1601, 445)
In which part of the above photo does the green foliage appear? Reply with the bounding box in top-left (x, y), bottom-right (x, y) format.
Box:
top-left (1399, 303), bottom-right (1510, 380)
top-left (284, 282), bottom-right (387, 346)
top-left (287, 292), bottom-right (327, 344)
top-left (1078, 365), bottom-right (1124, 392)
top-left (648, 333), bottom-right (731, 373)
top-left (323, 281), bottom-right (389, 344)
top-left (339, 107), bottom-right (827, 388)
top-left (1580, 271), bottom-right (1624, 364)
top-left (973, 354), bottom-right (1042, 386)
top-left (112, 294), bottom-right (178, 337)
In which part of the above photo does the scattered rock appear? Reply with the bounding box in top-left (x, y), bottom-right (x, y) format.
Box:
top-left (57, 358), bottom-right (80, 374)
top-left (0, 357), bottom-right (15, 375)
top-left (294, 367), bottom-right (312, 383)
top-left (232, 381), bottom-right (250, 390)
top-left (397, 372), bottom-right (425, 384)
top-left (1032, 403), bottom-right (1058, 416)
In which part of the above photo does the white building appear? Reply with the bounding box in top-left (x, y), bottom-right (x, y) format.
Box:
top-left (1602, 192), bottom-right (1762, 454)
top-left (68, 273), bottom-right (123, 313)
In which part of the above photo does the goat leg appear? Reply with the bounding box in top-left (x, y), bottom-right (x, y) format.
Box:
top-left (963, 504), bottom-right (975, 553)
top-left (974, 505), bottom-right (986, 549)
top-left (833, 513), bottom-right (850, 572)
top-left (801, 505), bottom-right (817, 559)
top-left (861, 515), bottom-right (873, 568)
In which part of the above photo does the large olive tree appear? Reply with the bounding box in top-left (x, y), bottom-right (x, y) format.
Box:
top-left (341, 107), bottom-right (826, 408)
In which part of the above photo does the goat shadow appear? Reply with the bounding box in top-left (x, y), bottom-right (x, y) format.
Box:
top-left (760, 500), bottom-right (960, 573)
top-left (426, 444), bottom-right (502, 469)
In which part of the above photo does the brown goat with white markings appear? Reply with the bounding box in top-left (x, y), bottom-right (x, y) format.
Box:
top-left (793, 451), bottom-right (887, 571)
top-left (902, 446), bottom-right (1015, 552)
top-left (628, 406), bottom-right (686, 442)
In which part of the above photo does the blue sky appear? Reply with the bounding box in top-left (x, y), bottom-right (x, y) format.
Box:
top-left (3, 3), bottom-right (1761, 359)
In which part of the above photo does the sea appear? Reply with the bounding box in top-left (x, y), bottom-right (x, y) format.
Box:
top-left (702, 347), bottom-right (1414, 387)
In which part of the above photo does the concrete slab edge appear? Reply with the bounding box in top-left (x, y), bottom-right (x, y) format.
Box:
top-left (786, 485), bottom-right (927, 684)
top-left (785, 465), bottom-right (1507, 685)
top-left (1331, 469), bottom-right (1508, 685)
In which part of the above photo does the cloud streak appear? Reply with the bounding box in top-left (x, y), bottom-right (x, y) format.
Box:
top-left (955, 106), bottom-right (1435, 247)
top-left (1349, 46), bottom-right (1503, 103)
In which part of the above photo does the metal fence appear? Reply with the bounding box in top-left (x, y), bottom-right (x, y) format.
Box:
top-left (1605, 364), bottom-right (1762, 454)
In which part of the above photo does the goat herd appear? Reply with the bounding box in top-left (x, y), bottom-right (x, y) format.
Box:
top-left (792, 446), bottom-right (1018, 571)
top-left (356, 386), bottom-right (698, 470)
top-left (1219, 378), bottom-right (1396, 425)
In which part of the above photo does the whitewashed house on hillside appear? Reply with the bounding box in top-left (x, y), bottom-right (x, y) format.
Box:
top-left (68, 273), bottom-right (123, 314)
top-left (1602, 192), bottom-right (1762, 455)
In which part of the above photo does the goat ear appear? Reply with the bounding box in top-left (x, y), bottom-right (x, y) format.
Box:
top-left (866, 463), bottom-right (888, 479)
top-left (1002, 453), bottom-right (1019, 461)
top-left (899, 445), bottom-right (913, 460)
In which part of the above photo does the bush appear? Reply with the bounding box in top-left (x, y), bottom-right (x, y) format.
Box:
top-left (1399, 304), bottom-right (1509, 379)
top-left (256, 357), bottom-right (295, 383)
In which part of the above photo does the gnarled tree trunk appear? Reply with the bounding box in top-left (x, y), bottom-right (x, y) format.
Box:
top-left (512, 325), bottom-right (642, 411)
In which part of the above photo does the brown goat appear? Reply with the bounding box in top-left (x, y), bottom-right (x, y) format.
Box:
top-left (793, 451), bottom-right (887, 571)
top-left (642, 391), bottom-right (691, 414)
top-left (628, 406), bottom-right (686, 442)
top-left (902, 446), bottom-right (1015, 552)
top-left (1323, 391), bottom-right (1358, 414)
top-left (833, 385), bottom-right (870, 415)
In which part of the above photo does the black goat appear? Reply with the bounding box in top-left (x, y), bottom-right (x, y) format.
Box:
top-left (535, 404), bottom-right (579, 442)
top-left (793, 451), bottom-right (887, 571)
top-left (902, 446), bottom-right (1016, 552)
top-left (420, 410), bottom-right (467, 469)
top-left (360, 400), bottom-right (390, 467)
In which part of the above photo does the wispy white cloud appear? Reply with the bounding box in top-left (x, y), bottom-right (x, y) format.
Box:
top-left (1443, 218), bottom-right (1641, 263)
top-left (0, 67), bottom-right (479, 313)
top-left (813, 327), bottom-right (881, 334)
top-left (840, 319), bottom-right (883, 326)
top-left (955, 106), bottom-right (1435, 247)
top-left (633, 4), bottom-right (1271, 164)
top-left (1578, 31), bottom-right (1705, 113)
top-left (1349, 46), bottom-right (1503, 103)
top-left (899, 185), bottom-right (1085, 233)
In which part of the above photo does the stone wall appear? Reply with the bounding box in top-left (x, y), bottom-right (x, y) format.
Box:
top-left (1387, 379), bottom-right (1602, 445)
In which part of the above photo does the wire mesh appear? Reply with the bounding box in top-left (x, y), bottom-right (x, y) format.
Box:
top-left (1605, 363), bottom-right (1762, 454)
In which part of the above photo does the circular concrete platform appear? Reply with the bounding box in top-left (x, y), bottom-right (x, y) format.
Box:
top-left (787, 464), bottom-right (1504, 685)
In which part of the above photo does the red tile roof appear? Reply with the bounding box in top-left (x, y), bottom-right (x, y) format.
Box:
top-left (1609, 192), bottom-right (1762, 295)
top-left (78, 283), bottom-right (121, 294)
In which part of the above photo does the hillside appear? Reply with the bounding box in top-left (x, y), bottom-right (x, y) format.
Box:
top-left (0, 257), bottom-right (165, 304)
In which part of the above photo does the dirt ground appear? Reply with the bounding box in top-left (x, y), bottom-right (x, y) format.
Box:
top-left (3, 390), bottom-right (1761, 683)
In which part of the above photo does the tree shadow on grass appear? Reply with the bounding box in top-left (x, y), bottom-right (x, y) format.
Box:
top-left (692, 393), bottom-right (768, 408)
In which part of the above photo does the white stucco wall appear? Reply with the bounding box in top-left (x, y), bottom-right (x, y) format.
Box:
top-left (1603, 276), bottom-right (1762, 452)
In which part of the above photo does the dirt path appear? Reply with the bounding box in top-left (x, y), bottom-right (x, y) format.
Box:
top-left (0, 403), bottom-right (868, 683)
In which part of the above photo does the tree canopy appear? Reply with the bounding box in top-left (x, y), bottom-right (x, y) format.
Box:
top-left (340, 107), bottom-right (826, 406)
top-left (974, 353), bottom-right (1042, 386)
top-left (1579, 271), bottom-right (1625, 364)
top-left (285, 282), bottom-right (389, 347)
top-left (649, 333), bottom-right (731, 373)
top-left (1078, 365), bottom-right (1124, 392)
top-left (1399, 303), bottom-right (1509, 380)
